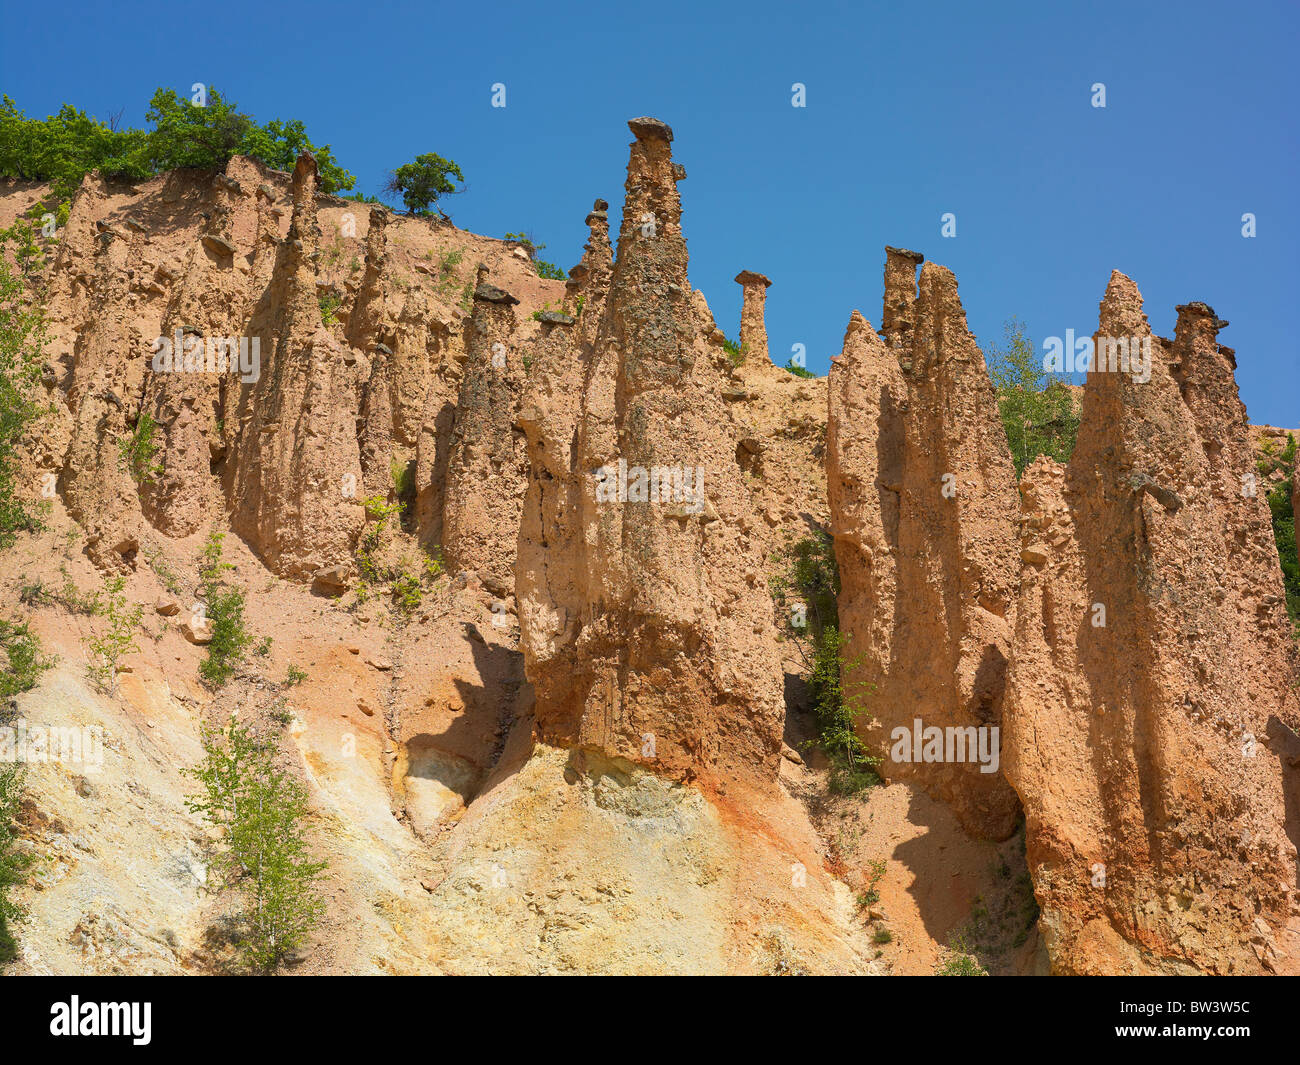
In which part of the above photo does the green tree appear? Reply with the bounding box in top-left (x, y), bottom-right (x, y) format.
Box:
top-left (184, 717), bottom-right (327, 972)
top-left (0, 763), bottom-right (33, 964)
top-left (385, 153), bottom-right (465, 216)
top-left (0, 89), bottom-right (356, 197)
top-left (987, 317), bottom-right (1079, 477)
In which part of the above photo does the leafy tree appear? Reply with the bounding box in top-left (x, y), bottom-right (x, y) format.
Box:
top-left (0, 763), bottom-right (33, 964)
top-left (184, 717), bottom-right (327, 972)
top-left (987, 317), bottom-right (1079, 477)
top-left (0, 219), bottom-right (50, 547)
top-left (385, 153), bottom-right (465, 215)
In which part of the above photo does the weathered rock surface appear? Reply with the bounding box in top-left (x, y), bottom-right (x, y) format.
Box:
top-left (827, 250), bottom-right (1022, 839)
top-left (515, 118), bottom-right (786, 786)
top-left (1002, 272), bottom-right (1300, 974)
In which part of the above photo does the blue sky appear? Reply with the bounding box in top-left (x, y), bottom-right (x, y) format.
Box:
top-left (4, 0), bottom-right (1296, 426)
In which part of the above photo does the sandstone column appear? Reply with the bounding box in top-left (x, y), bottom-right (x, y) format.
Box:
top-left (734, 270), bottom-right (772, 364)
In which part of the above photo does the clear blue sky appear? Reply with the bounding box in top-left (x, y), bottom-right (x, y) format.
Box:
top-left (4, 0), bottom-right (1296, 426)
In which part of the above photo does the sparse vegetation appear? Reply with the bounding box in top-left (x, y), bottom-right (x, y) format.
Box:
top-left (770, 531), bottom-right (881, 794)
top-left (84, 574), bottom-right (142, 695)
top-left (536, 260), bottom-right (566, 281)
top-left (0, 762), bottom-right (33, 964)
top-left (935, 931), bottom-right (989, 975)
top-left (184, 716), bottom-right (327, 973)
top-left (988, 316), bottom-right (1079, 477)
top-left (117, 411), bottom-right (164, 485)
top-left (318, 292), bottom-right (340, 327)
top-left (284, 664), bottom-right (308, 687)
top-left (0, 617), bottom-right (53, 698)
top-left (0, 218), bottom-right (51, 547)
top-left (721, 335), bottom-right (745, 367)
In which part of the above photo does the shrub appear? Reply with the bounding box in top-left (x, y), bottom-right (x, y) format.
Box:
top-left (0, 618), bottom-right (52, 698)
top-left (118, 411), bottom-right (164, 485)
top-left (0, 763), bottom-right (33, 965)
top-left (84, 574), bottom-right (142, 695)
top-left (197, 530), bottom-right (252, 688)
top-left (721, 335), bottom-right (744, 367)
top-left (783, 358), bottom-right (816, 379)
top-left (183, 717), bottom-right (327, 972)
top-left (284, 664), bottom-right (307, 687)
top-left (536, 260), bottom-right (566, 281)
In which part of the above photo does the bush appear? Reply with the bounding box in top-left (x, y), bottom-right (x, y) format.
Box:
top-left (0, 763), bottom-right (33, 965)
top-left (1268, 475), bottom-right (1298, 633)
top-left (988, 317), bottom-right (1079, 477)
top-left (0, 618), bottom-right (52, 698)
top-left (535, 260), bottom-right (566, 281)
top-left (184, 717), bottom-right (327, 972)
top-left (118, 411), bottom-right (164, 485)
top-left (783, 358), bottom-right (816, 379)
top-left (197, 530), bottom-right (252, 688)
top-left (84, 574), bottom-right (142, 695)
top-left (385, 153), bottom-right (464, 216)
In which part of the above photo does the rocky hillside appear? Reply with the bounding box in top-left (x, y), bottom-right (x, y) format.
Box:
top-left (1, 117), bottom-right (1296, 975)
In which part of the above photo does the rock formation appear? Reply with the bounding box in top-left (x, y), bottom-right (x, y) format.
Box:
top-left (827, 248), bottom-right (1022, 840)
top-left (515, 117), bottom-right (786, 785)
top-left (440, 273), bottom-right (528, 596)
top-left (734, 270), bottom-right (772, 365)
top-left (226, 152), bottom-right (365, 583)
top-left (1002, 272), bottom-right (1300, 974)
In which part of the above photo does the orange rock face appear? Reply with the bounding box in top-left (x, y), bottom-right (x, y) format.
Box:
top-left (827, 251), bottom-right (1022, 840)
top-left (1002, 272), bottom-right (1300, 974)
top-left (514, 118), bottom-right (785, 787)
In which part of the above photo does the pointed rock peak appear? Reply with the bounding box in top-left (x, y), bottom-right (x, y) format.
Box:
top-left (1098, 270), bottom-right (1150, 339)
top-left (291, 150), bottom-right (318, 190)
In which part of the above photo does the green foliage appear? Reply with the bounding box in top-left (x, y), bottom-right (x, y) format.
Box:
top-left (935, 931), bottom-right (989, 975)
top-left (284, 664), bottom-right (308, 687)
top-left (84, 574), bottom-right (142, 695)
top-left (855, 858), bottom-right (887, 909)
top-left (535, 260), bottom-right (566, 281)
top-left (438, 248), bottom-right (463, 274)
top-left (117, 410), bottom-right (164, 485)
top-left (872, 927), bottom-right (893, 944)
top-left (318, 292), bottom-right (340, 327)
top-left (503, 232), bottom-right (542, 255)
top-left (1267, 473), bottom-right (1298, 633)
top-left (0, 90), bottom-right (355, 195)
top-left (183, 717), bottom-right (327, 972)
top-left (0, 763), bottom-right (33, 964)
top-left (0, 220), bottom-right (50, 547)
top-left (0, 617), bottom-right (52, 698)
top-left (721, 335), bottom-right (744, 367)
top-left (783, 358), bottom-right (816, 379)
top-left (771, 532), bottom-right (880, 794)
top-left (198, 530), bottom-right (252, 688)
top-left (385, 153), bottom-right (465, 215)
top-left (988, 317), bottom-right (1079, 477)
